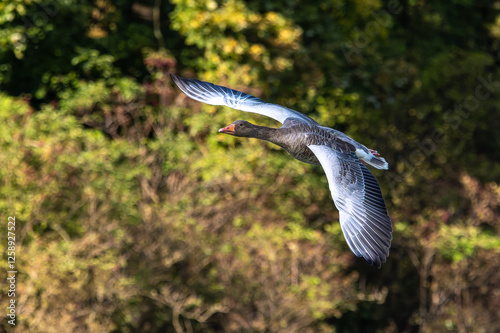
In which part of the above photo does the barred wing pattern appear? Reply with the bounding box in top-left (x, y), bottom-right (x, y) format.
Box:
top-left (308, 145), bottom-right (392, 267)
top-left (170, 74), bottom-right (318, 125)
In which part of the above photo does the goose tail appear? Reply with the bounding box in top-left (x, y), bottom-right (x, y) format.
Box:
top-left (366, 156), bottom-right (389, 170)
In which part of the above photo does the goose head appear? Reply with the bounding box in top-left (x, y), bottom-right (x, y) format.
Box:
top-left (218, 120), bottom-right (257, 137)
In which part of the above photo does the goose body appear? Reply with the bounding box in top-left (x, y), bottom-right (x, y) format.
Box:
top-left (170, 74), bottom-right (392, 268)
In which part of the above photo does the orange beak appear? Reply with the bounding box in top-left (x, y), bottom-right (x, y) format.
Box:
top-left (218, 124), bottom-right (236, 134)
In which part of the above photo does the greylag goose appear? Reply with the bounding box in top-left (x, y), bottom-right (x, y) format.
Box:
top-left (170, 73), bottom-right (392, 268)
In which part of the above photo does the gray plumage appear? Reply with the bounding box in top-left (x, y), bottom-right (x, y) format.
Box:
top-left (170, 73), bottom-right (392, 268)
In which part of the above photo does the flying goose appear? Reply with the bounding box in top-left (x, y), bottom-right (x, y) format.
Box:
top-left (170, 73), bottom-right (392, 268)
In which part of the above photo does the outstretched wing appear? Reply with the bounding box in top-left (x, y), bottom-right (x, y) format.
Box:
top-left (308, 144), bottom-right (392, 268)
top-left (170, 74), bottom-right (318, 125)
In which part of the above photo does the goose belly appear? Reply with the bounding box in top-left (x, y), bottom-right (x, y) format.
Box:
top-left (276, 131), bottom-right (321, 165)
top-left (286, 146), bottom-right (320, 165)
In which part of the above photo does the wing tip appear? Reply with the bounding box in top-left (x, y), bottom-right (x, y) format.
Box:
top-left (360, 252), bottom-right (388, 269)
top-left (170, 73), bottom-right (221, 105)
top-left (169, 72), bottom-right (182, 84)
top-left (169, 72), bottom-right (189, 93)
top-left (341, 219), bottom-right (390, 268)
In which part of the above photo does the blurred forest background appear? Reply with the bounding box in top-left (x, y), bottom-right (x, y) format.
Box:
top-left (1, 0), bottom-right (500, 332)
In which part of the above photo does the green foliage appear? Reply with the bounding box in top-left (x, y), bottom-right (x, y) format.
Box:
top-left (435, 225), bottom-right (500, 262)
top-left (0, 0), bottom-right (499, 332)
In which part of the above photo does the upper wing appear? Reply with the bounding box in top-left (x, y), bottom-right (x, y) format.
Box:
top-left (308, 144), bottom-right (392, 268)
top-left (170, 74), bottom-right (318, 125)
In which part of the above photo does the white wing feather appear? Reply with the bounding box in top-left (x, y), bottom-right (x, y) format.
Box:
top-left (308, 144), bottom-right (392, 268)
top-left (170, 74), bottom-right (317, 125)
